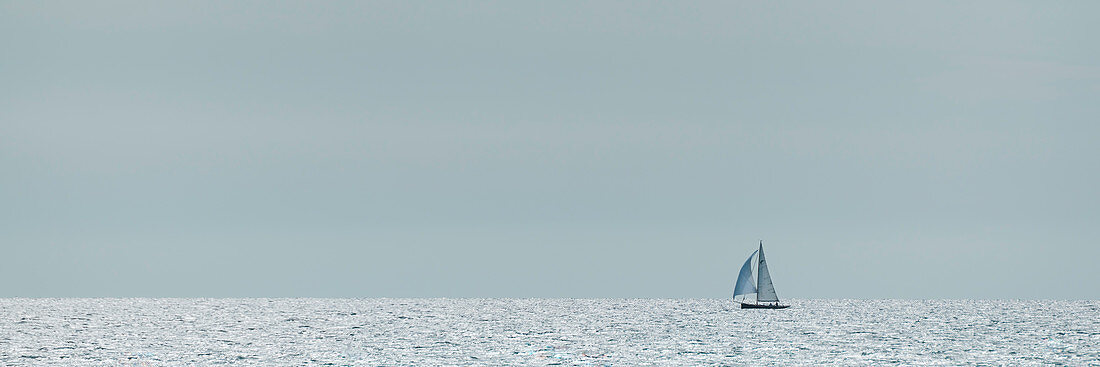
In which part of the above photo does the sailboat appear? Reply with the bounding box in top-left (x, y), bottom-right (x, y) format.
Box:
top-left (733, 241), bottom-right (790, 309)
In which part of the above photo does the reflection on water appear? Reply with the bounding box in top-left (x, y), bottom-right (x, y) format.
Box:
top-left (1, 299), bottom-right (1096, 365)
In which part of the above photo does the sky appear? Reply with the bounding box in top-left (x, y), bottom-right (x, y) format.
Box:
top-left (2, 1), bottom-right (1098, 299)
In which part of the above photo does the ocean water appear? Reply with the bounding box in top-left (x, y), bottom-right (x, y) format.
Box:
top-left (1, 299), bottom-right (1097, 366)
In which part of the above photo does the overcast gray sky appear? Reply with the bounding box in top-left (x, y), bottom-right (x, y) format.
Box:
top-left (2, 1), bottom-right (1097, 298)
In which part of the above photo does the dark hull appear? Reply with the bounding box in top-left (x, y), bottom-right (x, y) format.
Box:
top-left (740, 302), bottom-right (790, 309)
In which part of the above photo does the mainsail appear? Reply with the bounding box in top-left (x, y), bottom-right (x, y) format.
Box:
top-left (756, 242), bottom-right (779, 302)
top-left (733, 250), bottom-right (758, 296)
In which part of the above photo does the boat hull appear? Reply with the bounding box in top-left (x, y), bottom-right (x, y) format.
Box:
top-left (740, 302), bottom-right (790, 309)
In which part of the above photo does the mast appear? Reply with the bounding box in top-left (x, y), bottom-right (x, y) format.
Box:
top-left (756, 241), bottom-right (779, 303)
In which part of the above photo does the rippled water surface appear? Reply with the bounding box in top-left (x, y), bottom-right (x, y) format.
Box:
top-left (1, 299), bottom-right (1097, 365)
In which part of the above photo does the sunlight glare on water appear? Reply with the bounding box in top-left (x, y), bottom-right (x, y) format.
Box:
top-left (1, 299), bottom-right (1097, 365)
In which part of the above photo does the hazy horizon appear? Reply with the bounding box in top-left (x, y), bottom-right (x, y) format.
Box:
top-left (2, 1), bottom-right (1098, 299)
top-left (3, 297), bottom-right (1096, 301)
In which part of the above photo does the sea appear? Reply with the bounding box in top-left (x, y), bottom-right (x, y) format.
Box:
top-left (1, 298), bottom-right (1097, 366)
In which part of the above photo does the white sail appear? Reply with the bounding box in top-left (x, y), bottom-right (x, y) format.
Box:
top-left (733, 250), bottom-right (758, 296)
top-left (756, 242), bottom-right (779, 302)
